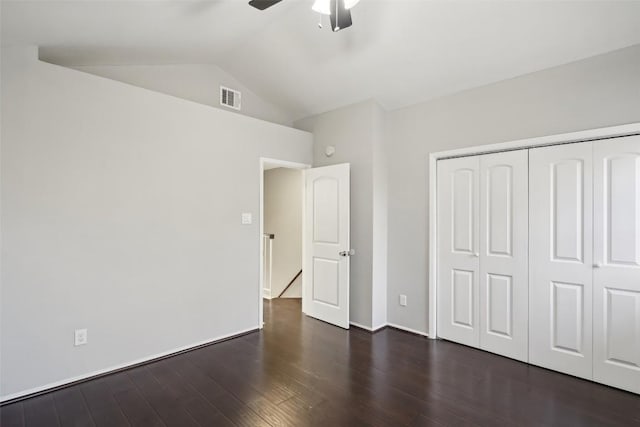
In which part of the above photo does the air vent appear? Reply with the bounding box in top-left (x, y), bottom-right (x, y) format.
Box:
top-left (220, 86), bottom-right (241, 110)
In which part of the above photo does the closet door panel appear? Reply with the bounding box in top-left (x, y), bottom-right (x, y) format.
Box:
top-left (529, 143), bottom-right (593, 379)
top-left (593, 136), bottom-right (640, 394)
top-left (437, 156), bottom-right (480, 347)
top-left (479, 150), bottom-right (529, 362)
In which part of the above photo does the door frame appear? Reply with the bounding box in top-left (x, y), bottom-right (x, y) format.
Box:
top-left (259, 158), bottom-right (311, 328)
top-left (427, 122), bottom-right (640, 339)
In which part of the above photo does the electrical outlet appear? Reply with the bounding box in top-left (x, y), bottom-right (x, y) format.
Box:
top-left (74, 329), bottom-right (88, 346)
top-left (241, 213), bottom-right (252, 225)
top-left (399, 294), bottom-right (407, 307)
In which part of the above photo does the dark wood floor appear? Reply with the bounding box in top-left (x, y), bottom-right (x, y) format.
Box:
top-left (2, 299), bottom-right (639, 427)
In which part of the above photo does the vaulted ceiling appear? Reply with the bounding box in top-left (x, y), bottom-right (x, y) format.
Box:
top-left (3, 0), bottom-right (640, 121)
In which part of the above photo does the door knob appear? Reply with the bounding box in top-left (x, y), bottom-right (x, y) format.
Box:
top-left (593, 263), bottom-right (602, 268)
top-left (473, 252), bottom-right (480, 258)
top-left (339, 249), bottom-right (355, 257)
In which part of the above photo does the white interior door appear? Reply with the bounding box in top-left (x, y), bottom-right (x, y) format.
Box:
top-left (437, 156), bottom-right (480, 347)
top-left (303, 164), bottom-right (350, 329)
top-left (529, 142), bottom-right (593, 380)
top-left (479, 150), bottom-right (529, 362)
top-left (593, 136), bottom-right (640, 394)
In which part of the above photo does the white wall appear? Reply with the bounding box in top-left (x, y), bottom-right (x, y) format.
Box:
top-left (385, 44), bottom-right (640, 335)
top-left (263, 167), bottom-right (302, 299)
top-left (70, 64), bottom-right (294, 126)
top-left (0, 46), bottom-right (312, 400)
top-left (295, 100), bottom-right (387, 329)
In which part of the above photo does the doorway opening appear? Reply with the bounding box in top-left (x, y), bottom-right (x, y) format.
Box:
top-left (259, 158), bottom-right (310, 327)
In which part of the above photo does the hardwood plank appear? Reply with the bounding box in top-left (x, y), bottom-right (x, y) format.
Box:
top-left (0, 402), bottom-right (25, 427)
top-left (22, 394), bottom-right (60, 427)
top-left (104, 373), bottom-right (165, 427)
top-left (52, 386), bottom-right (95, 427)
top-left (126, 366), bottom-right (199, 427)
top-left (81, 378), bottom-right (130, 427)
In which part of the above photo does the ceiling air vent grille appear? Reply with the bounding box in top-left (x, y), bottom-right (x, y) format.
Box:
top-left (220, 86), bottom-right (241, 110)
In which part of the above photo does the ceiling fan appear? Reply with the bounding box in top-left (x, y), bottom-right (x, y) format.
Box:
top-left (248, 0), bottom-right (361, 32)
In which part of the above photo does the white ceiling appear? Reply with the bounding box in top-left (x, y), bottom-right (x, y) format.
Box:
top-left (3, 0), bottom-right (640, 121)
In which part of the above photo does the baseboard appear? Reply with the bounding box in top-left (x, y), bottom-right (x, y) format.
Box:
top-left (350, 321), bottom-right (428, 337)
top-left (386, 322), bottom-right (429, 337)
top-left (263, 288), bottom-right (272, 299)
top-left (371, 322), bottom-right (388, 332)
top-left (349, 321), bottom-right (374, 331)
top-left (0, 326), bottom-right (259, 405)
top-left (349, 322), bottom-right (387, 333)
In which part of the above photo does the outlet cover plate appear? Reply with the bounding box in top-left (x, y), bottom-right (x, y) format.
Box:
top-left (75, 329), bottom-right (88, 346)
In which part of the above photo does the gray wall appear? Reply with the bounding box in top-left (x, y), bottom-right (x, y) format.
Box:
top-left (70, 64), bottom-right (294, 126)
top-left (264, 167), bottom-right (303, 299)
top-left (0, 47), bottom-right (312, 399)
top-left (385, 44), bottom-right (640, 335)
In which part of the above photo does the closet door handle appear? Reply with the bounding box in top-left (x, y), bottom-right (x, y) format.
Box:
top-left (473, 252), bottom-right (480, 258)
top-left (593, 263), bottom-right (602, 269)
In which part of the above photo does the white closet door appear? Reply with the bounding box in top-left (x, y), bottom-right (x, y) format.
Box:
top-left (437, 156), bottom-right (480, 347)
top-left (593, 136), bottom-right (640, 394)
top-left (529, 142), bottom-right (593, 380)
top-left (479, 150), bottom-right (529, 362)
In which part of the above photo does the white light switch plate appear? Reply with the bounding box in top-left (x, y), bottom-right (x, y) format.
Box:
top-left (241, 213), bottom-right (252, 225)
top-left (399, 295), bottom-right (407, 307)
top-left (75, 329), bottom-right (88, 346)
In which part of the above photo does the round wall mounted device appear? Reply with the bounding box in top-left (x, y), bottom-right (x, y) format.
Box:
top-left (325, 145), bottom-right (336, 157)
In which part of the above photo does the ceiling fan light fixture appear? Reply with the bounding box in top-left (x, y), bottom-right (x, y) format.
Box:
top-left (343, 0), bottom-right (360, 9)
top-left (312, 0), bottom-right (330, 15)
top-left (312, 0), bottom-right (360, 15)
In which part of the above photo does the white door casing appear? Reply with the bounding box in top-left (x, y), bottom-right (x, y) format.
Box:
top-left (529, 142), bottom-right (594, 380)
top-left (437, 156), bottom-right (480, 347)
top-left (303, 164), bottom-right (350, 329)
top-left (479, 150), bottom-right (529, 362)
top-left (593, 136), bottom-right (640, 394)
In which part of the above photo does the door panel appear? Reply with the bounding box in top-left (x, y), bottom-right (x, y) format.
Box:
top-left (453, 169), bottom-right (476, 253)
top-left (452, 269), bottom-right (475, 327)
top-left (479, 150), bottom-right (528, 361)
top-left (552, 159), bottom-right (585, 262)
top-left (437, 156), bottom-right (480, 347)
top-left (487, 273), bottom-right (512, 337)
top-left (593, 136), bottom-right (640, 394)
top-left (303, 164), bottom-right (350, 329)
top-left (551, 281), bottom-right (584, 354)
top-left (529, 143), bottom-right (593, 379)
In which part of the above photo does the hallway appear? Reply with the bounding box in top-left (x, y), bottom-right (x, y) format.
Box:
top-left (2, 299), bottom-right (639, 426)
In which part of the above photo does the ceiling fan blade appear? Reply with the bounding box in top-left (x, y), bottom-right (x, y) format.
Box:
top-left (329, 0), bottom-right (352, 32)
top-left (248, 0), bottom-right (283, 10)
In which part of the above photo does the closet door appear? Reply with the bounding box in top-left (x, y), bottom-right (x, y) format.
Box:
top-left (529, 143), bottom-right (593, 380)
top-left (479, 150), bottom-right (529, 362)
top-left (437, 156), bottom-right (480, 347)
top-left (593, 136), bottom-right (640, 394)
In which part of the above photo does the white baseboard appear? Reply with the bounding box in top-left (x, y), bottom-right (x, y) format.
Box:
top-left (350, 321), bottom-right (429, 337)
top-left (263, 288), bottom-right (272, 299)
top-left (349, 322), bottom-right (386, 332)
top-left (387, 322), bottom-right (429, 337)
top-left (0, 326), bottom-right (259, 403)
top-left (349, 321), bottom-right (374, 331)
top-left (372, 322), bottom-right (387, 331)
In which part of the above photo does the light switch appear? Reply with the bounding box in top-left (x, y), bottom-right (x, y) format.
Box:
top-left (399, 294), bottom-right (407, 307)
top-left (241, 213), bottom-right (252, 225)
